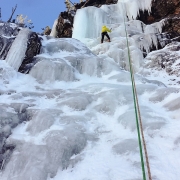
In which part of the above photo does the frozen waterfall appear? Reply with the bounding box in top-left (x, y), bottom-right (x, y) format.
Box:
top-left (73, 0), bottom-right (164, 53)
top-left (1, 0), bottom-right (180, 180)
top-left (73, 6), bottom-right (111, 39)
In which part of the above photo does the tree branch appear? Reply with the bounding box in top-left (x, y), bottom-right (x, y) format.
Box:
top-left (7, 4), bottom-right (17, 23)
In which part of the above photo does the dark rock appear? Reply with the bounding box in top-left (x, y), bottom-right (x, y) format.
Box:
top-left (138, 0), bottom-right (180, 42)
top-left (56, 11), bottom-right (74, 38)
top-left (18, 32), bottom-right (42, 73)
top-left (43, 26), bottom-right (51, 35)
top-left (138, 0), bottom-right (180, 24)
top-left (162, 16), bottom-right (180, 41)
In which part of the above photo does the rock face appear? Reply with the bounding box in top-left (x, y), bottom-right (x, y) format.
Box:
top-left (138, 0), bottom-right (180, 23)
top-left (18, 32), bottom-right (41, 73)
top-left (144, 42), bottom-right (180, 79)
top-left (56, 11), bottom-right (74, 38)
top-left (162, 16), bottom-right (180, 41)
top-left (138, 0), bottom-right (180, 42)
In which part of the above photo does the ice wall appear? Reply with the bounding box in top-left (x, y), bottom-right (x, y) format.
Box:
top-left (73, 0), bottom-right (153, 40)
top-left (71, 0), bottom-right (167, 81)
top-left (5, 28), bottom-right (30, 71)
top-left (73, 6), bottom-right (110, 40)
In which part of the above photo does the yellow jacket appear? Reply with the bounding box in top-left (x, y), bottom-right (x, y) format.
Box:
top-left (101, 25), bottom-right (111, 33)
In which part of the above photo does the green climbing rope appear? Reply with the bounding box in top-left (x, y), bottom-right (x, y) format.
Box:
top-left (121, 2), bottom-right (147, 180)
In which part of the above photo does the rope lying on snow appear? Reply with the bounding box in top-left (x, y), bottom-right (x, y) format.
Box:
top-left (121, 1), bottom-right (152, 180)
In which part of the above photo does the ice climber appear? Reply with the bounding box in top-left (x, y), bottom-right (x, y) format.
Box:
top-left (101, 25), bottom-right (111, 43)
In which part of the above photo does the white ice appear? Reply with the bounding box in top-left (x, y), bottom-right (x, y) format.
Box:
top-left (50, 19), bottom-right (58, 37)
top-left (5, 28), bottom-right (31, 71)
top-left (1, 0), bottom-right (180, 180)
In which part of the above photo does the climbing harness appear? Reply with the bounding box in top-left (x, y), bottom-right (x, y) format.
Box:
top-left (121, 1), bottom-right (152, 180)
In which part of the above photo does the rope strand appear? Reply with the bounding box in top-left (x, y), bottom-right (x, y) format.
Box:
top-left (121, 1), bottom-right (152, 180)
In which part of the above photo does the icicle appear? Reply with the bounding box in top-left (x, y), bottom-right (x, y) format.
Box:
top-left (50, 19), bottom-right (58, 37)
top-left (5, 28), bottom-right (30, 71)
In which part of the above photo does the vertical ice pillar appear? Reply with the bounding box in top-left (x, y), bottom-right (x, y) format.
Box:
top-left (5, 28), bottom-right (30, 71)
top-left (72, 6), bottom-right (110, 40)
top-left (50, 19), bottom-right (58, 37)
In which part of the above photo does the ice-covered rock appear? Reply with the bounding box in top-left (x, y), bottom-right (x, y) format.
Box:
top-left (57, 92), bottom-right (93, 111)
top-left (118, 106), bottom-right (166, 131)
top-left (149, 87), bottom-right (180, 102)
top-left (29, 58), bottom-right (75, 83)
top-left (1, 111), bottom-right (94, 179)
top-left (144, 42), bottom-right (180, 78)
top-left (0, 103), bottom-right (29, 170)
top-left (112, 139), bottom-right (138, 154)
top-left (0, 23), bottom-right (20, 59)
top-left (164, 97), bottom-right (180, 111)
top-left (0, 22), bottom-right (17, 37)
top-left (26, 110), bottom-right (55, 135)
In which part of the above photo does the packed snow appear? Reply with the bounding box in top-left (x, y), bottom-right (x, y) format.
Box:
top-left (1, 0), bottom-right (180, 180)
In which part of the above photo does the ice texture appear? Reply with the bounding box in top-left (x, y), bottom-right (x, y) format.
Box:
top-left (1, 0), bottom-right (180, 179)
top-left (26, 110), bottom-right (55, 135)
top-left (29, 58), bottom-right (75, 83)
top-left (118, 106), bottom-right (166, 131)
top-left (73, 6), bottom-right (110, 39)
top-left (28, 38), bottom-right (97, 83)
top-left (72, 3), bottom-right (166, 73)
top-left (57, 92), bottom-right (93, 111)
top-left (164, 97), bottom-right (180, 111)
top-left (112, 139), bottom-right (138, 154)
top-left (144, 42), bottom-right (180, 77)
top-left (1, 110), bottom-right (90, 180)
top-left (5, 28), bottom-right (30, 71)
top-left (50, 19), bottom-right (58, 37)
top-left (73, 0), bottom-right (164, 54)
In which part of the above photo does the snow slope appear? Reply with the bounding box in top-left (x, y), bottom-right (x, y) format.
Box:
top-left (1, 0), bottom-right (180, 180)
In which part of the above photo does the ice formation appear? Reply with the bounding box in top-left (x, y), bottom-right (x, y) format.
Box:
top-left (73, 0), bottom-right (164, 53)
top-left (5, 28), bottom-right (30, 71)
top-left (50, 19), bottom-right (58, 37)
top-left (0, 0), bottom-right (180, 180)
top-left (72, 0), bottom-right (166, 75)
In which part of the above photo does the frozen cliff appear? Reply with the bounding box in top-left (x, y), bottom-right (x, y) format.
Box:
top-left (0, 0), bottom-right (180, 180)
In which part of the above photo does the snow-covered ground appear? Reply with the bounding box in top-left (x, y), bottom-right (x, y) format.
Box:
top-left (1, 0), bottom-right (180, 180)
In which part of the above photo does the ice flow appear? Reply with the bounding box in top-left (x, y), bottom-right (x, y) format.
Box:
top-left (1, 0), bottom-right (180, 180)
